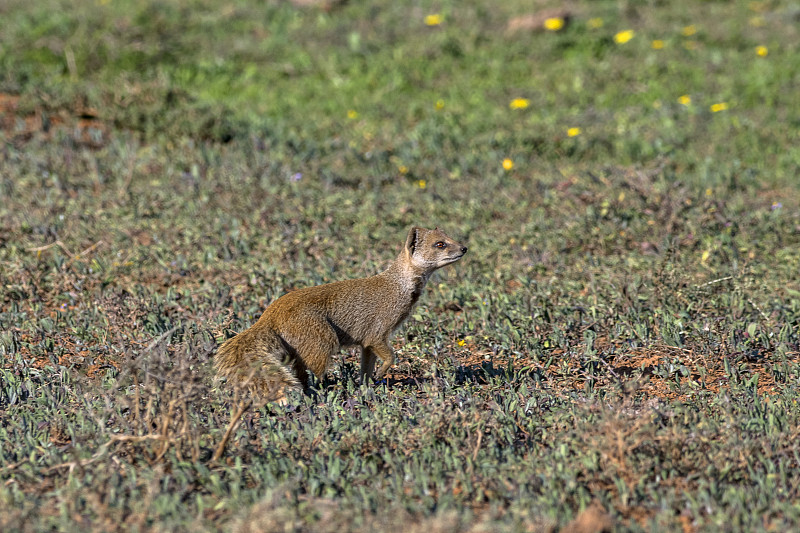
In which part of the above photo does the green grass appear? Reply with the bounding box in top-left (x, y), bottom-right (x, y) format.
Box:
top-left (1, 0), bottom-right (800, 531)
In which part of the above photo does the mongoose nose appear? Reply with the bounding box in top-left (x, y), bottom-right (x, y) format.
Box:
top-left (461, 246), bottom-right (468, 254)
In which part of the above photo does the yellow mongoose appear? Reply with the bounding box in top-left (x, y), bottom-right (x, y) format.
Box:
top-left (215, 226), bottom-right (467, 402)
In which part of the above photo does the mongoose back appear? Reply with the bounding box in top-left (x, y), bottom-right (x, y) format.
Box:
top-left (214, 226), bottom-right (467, 402)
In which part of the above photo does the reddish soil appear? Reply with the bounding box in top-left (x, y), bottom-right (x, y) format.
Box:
top-left (0, 92), bottom-right (108, 148)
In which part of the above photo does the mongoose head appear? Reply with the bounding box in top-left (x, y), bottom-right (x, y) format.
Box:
top-left (404, 226), bottom-right (468, 272)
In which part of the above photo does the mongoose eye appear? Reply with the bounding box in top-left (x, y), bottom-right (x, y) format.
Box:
top-left (434, 241), bottom-right (446, 248)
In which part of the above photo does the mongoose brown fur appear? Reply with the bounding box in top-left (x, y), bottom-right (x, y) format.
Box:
top-left (214, 226), bottom-right (467, 402)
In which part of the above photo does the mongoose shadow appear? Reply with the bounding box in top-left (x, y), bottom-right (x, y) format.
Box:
top-left (388, 362), bottom-right (518, 387)
top-left (374, 363), bottom-right (516, 388)
top-left (214, 226), bottom-right (467, 403)
top-left (303, 359), bottom-right (516, 401)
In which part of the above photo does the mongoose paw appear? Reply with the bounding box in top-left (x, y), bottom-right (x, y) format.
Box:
top-left (273, 395), bottom-right (288, 406)
top-left (375, 363), bottom-right (393, 380)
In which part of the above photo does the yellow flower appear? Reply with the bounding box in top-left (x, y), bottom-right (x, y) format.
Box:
top-left (756, 45), bottom-right (768, 57)
top-left (681, 25), bottom-right (697, 36)
top-left (509, 98), bottom-right (530, 110)
top-left (457, 340), bottom-right (466, 347)
top-left (614, 30), bottom-right (634, 44)
top-left (701, 250), bottom-right (710, 264)
top-left (710, 102), bottom-right (728, 113)
top-left (435, 99), bottom-right (445, 110)
top-left (417, 179), bottom-right (427, 189)
top-left (398, 165), bottom-right (408, 174)
top-left (567, 127), bottom-right (581, 137)
top-left (588, 18), bottom-right (603, 29)
top-left (425, 14), bottom-right (442, 26)
top-left (651, 39), bottom-right (665, 50)
top-left (705, 188), bottom-right (713, 197)
top-left (347, 109), bottom-right (358, 119)
top-left (544, 17), bottom-right (564, 31)
top-left (678, 95), bottom-right (691, 106)
top-left (502, 158), bottom-right (514, 171)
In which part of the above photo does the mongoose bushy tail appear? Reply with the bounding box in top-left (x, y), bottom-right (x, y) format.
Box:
top-left (214, 226), bottom-right (467, 402)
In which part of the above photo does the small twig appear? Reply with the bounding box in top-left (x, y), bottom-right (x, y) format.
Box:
top-left (44, 434), bottom-right (177, 475)
top-left (471, 428), bottom-right (483, 462)
top-left (156, 399), bottom-right (178, 460)
top-left (44, 441), bottom-right (112, 474)
top-left (747, 298), bottom-right (770, 322)
top-left (27, 240), bottom-right (105, 268)
top-left (596, 356), bottom-right (622, 382)
top-left (64, 240), bottom-right (104, 267)
top-left (27, 240), bottom-right (74, 257)
top-left (1, 457), bottom-right (30, 472)
top-left (696, 275), bottom-right (734, 289)
top-left (211, 400), bottom-right (253, 463)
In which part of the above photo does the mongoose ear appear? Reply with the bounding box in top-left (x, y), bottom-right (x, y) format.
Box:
top-left (406, 226), bottom-right (421, 254)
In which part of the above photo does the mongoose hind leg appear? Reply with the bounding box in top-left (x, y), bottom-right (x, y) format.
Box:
top-left (279, 313), bottom-right (340, 381)
top-left (360, 347), bottom-right (377, 383)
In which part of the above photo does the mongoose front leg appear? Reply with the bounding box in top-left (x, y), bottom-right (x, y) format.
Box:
top-left (360, 347), bottom-right (377, 383)
top-left (370, 342), bottom-right (395, 380)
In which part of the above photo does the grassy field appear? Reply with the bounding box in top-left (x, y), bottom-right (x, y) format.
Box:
top-left (2, 0), bottom-right (800, 530)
